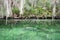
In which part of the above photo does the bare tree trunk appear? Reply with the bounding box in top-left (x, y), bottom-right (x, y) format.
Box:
top-left (6, 0), bottom-right (8, 25)
top-left (52, 0), bottom-right (56, 20)
top-left (4, 0), bottom-right (12, 25)
top-left (34, 0), bottom-right (37, 7)
top-left (1, 7), bottom-right (3, 18)
top-left (0, 6), bottom-right (3, 18)
top-left (20, 0), bottom-right (25, 14)
top-left (4, 0), bottom-right (9, 25)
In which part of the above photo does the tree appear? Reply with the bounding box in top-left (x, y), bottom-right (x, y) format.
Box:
top-left (20, 0), bottom-right (25, 14)
top-left (52, 0), bottom-right (56, 20)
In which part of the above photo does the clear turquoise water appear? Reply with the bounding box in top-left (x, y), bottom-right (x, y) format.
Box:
top-left (0, 21), bottom-right (60, 40)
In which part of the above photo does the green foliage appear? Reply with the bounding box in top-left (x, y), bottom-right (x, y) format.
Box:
top-left (12, 7), bottom-right (20, 14)
top-left (29, 7), bottom-right (38, 14)
top-left (36, 7), bottom-right (45, 14)
top-left (24, 6), bottom-right (52, 17)
top-left (24, 0), bottom-right (52, 17)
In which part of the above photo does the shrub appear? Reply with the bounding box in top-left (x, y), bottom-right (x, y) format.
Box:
top-left (12, 7), bottom-right (20, 15)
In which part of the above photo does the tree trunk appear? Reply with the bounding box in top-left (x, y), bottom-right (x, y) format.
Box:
top-left (4, 0), bottom-right (9, 25)
top-left (20, 0), bottom-right (25, 14)
top-left (52, 0), bottom-right (56, 20)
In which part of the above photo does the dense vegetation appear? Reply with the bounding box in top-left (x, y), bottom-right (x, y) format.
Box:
top-left (0, 0), bottom-right (60, 19)
top-left (12, 6), bottom-right (20, 17)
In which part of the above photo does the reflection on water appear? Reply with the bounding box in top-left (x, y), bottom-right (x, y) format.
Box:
top-left (0, 21), bottom-right (60, 40)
